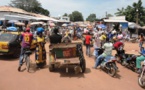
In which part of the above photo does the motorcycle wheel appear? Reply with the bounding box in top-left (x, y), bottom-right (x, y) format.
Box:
top-left (108, 64), bottom-right (116, 77)
top-left (138, 73), bottom-right (145, 88)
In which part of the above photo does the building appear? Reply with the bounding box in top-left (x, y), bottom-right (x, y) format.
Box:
top-left (103, 16), bottom-right (128, 31)
top-left (0, 6), bottom-right (57, 21)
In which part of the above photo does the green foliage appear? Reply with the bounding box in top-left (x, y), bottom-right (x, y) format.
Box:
top-left (86, 13), bottom-right (96, 22)
top-left (9, 0), bottom-right (49, 16)
top-left (115, 0), bottom-right (145, 26)
top-left (63, 13), bottom-right (68, 16)
top-left (69, 11), bottom-right (84, 22)
top-left (69, 14), bottom-right (74, 21)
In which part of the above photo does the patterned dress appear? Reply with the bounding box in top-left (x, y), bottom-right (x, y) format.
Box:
top-left (35, 36), bottom-right (46, 67)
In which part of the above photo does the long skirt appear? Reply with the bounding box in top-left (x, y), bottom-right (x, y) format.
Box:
top-left (35, 44), bottom-right (46, 68)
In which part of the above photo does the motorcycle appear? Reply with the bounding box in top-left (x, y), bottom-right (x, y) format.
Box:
top-left (100, 56), bottom-right (118, 77)
top-left (115, 47), bottom-right (137, 71)
top-left (138, 61), bottom-right (145, 88)
top-left (115, 46), bottom-right (126, 65)
top-left (123, 54), bottom-right (137, 71)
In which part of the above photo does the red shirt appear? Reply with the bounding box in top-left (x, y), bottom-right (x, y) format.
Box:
top-left (113, 41), bottom-right (123, 49)
top-left (85, 35), bottom-right (91, 45)
top-left (21, 32), bottom-right (33, 48)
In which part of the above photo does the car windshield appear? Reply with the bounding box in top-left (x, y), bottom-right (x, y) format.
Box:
top-left (0, 33), bottom-right (17, 42)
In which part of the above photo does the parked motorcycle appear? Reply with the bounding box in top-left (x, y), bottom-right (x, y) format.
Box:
top-left (138, 61), bottom-right (145, 88)
top-left (115, 47), bottom-right (137, 71)
top-left (100, 56), bottom-right (118, 77)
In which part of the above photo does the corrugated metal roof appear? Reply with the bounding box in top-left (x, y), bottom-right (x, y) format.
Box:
top-left (0, 6), bottom-right (58, 21)
top-left (0, 6), bottom-right (31, 15)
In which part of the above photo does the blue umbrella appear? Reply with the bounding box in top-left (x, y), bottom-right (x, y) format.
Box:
top-left (7, 26), bottom-right (17, 31)
top-left (97, 24), bottom-right (107, 29)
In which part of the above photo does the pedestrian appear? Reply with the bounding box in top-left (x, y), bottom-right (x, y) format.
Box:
top-left (93, 31), bottom-right (101, 60)
top-left (85, 32), bottom-right (92, 57)
top-left (18, 28), bottom-right (33, 71)
top-left (35, 29), bottom-right (46, 68)
top-left (100, 32), bottom-right (106, 47)
top-left (138, 33), bottom-right (144, 52)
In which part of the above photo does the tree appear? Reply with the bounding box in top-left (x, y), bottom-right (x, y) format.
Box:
top-left (106, 14), bottom-right (113, 18)
top-left (115, 7), bottom-right (126, 16)
top-left (86, 13), bottom-right (96, 22)
top-left (9, 0), bottom-right (49, 16)
top-left (69, 14), bottom-right (74, 21)
top-left (71, 11), bottom-right (84, 21)
top-left (63, 13), bottom-right (68, 16)
top-left (115, 0), bottom-right (145, 26)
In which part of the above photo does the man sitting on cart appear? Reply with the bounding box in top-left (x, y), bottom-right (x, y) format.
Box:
top-left (49, 27), bottom-right (62, 44)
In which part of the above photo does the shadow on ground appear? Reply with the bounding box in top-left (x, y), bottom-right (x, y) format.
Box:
top-left (0, 55), bottom-right (18, 61)
top-left (49, 65), bottom-right (91, 78)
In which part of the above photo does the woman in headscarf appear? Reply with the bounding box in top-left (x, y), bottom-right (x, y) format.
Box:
top-left (138, 33), bottom-right (144, 52)
top-left (35, 29), bottom-right (46, 68)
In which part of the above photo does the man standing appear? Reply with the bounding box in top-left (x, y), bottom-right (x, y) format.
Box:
top-left (85, 32), bottom-right (92, 57)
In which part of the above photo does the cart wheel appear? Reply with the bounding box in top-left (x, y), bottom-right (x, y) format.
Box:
top-left (80, 58), bottom-right (86, 73)
top-left (48, 64), bottom-right (55, 72)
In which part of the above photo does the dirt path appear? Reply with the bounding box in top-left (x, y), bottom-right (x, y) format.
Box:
top-left (0, 42), bottom-right (144, 90)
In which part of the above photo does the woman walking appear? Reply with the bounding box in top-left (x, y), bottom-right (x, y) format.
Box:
top-left (139, 33), bottom-right (144, 52)
top-left (35, 30), bottom-right (46, 68)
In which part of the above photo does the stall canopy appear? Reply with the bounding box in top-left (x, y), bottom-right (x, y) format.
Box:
top-left (104, 16), bottom-right (128, 23)
top-left (4, 15), bottom-right (37, 20)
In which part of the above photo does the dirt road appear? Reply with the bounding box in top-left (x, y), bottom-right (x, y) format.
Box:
top-left (0, 42), bottom-right (144, 90)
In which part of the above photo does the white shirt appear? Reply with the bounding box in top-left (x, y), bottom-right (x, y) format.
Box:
top-left (102, 42), bottom-right (113, 56)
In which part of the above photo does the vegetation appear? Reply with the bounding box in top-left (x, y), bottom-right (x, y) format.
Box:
top-left (86, 13), bottom-right (96, 22)
top-left (9, 0), bottom-right (50, 16)
top-left (115, 0), bottom-right (145, 26)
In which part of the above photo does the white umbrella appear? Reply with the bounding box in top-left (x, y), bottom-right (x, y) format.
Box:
top-left (62, 23), bottom-right (68, 27)
top-left (15, 22), bottom-right (25, 26)
top-left (30, 22), bottom-right (46, 25)
top-left (79, 24), bottom-right (87, 27)
top-left (128, 22), bottom-right (141, 29)
top-left (8, 20), bottom-right (19, 23)
top-left (49, 23), bottom-right (55, 27)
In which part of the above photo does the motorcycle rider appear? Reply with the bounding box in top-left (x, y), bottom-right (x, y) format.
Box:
top-left (136, 47), bottom-right (145, 74)
top-left (113, 37), bottom-right (124, 54)
top-left (93, 37), bottom-right (113, 69)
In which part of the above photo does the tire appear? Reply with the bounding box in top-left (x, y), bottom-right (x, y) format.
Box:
top-left (108, 64), bottom-right (116, 77)
top-left (138, 74), bottom-right (145, 88)
top-left (25, 56), bottom-right (30, 72)
top-left (80, 57), bottom-right (86, 73)
top-left (49, 64), bottom-right (55, 72)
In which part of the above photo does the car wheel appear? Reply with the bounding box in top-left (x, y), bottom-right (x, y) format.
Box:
top-left (13, 48), bottom-right (21, 58)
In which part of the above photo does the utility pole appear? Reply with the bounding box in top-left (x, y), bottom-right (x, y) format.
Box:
top-left (136, 9), bottom-right (139, 36)
top-left (106, 11), bottom-right (108, 18)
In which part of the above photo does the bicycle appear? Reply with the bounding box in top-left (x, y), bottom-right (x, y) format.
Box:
top-left (22, 48), bottom-right (32, 72)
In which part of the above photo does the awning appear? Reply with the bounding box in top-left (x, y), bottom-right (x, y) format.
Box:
top-left (4, 15), bottom-right (37, 20)
top-left (104, 19), bottom-right (128, 23)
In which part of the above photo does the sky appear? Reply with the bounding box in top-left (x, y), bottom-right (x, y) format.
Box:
top-left (0, 0), bottom-right (145, 19)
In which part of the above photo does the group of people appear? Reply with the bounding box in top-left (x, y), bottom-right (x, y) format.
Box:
top-left (84, 26), bottom-right (145, 73)
top-left (17, 23), bottom-right (145, 74)
top-left (18, 25), bottom-right (46, 71)
top-left (17, 25), bottom-right (73, 71)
